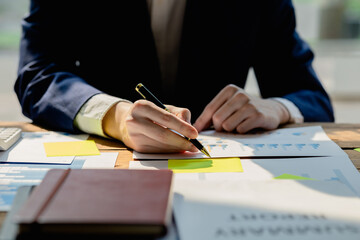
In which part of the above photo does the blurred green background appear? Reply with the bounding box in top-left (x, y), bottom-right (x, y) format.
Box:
top-left (0, 0), bottom-right (28, 50)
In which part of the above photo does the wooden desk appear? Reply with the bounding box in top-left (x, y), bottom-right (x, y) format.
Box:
top-left (1, 121), bottom-right (360, 229)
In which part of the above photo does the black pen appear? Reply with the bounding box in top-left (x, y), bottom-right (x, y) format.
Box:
top-left (135, 83), bottom-right (211, 157)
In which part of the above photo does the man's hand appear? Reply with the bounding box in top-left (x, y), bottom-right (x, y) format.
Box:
top-left (194, 84), bottom-right (290, 133)
top-left (102, 100), bottom-right (199, 153)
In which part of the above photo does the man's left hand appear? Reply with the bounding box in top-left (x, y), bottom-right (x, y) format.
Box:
top-left (193, 84), bottom-right (290, 133)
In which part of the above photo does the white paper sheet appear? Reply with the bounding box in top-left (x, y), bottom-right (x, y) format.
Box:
top-left (0, 132), bottom-right (89, 164)
top-left (173, 180), bottom-right (360, 240)
top-left (133, 126), bottom-right (346, 159)
top-left (129, 155), bottom-right (360, 196)
top-left (80, 152), bottom-right (118, 169)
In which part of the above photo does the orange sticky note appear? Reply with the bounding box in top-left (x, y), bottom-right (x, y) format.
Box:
top-left (44, 140), bottom-right (100, 157)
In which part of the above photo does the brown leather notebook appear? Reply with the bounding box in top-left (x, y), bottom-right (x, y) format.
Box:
top-left (14, 169), bottom-right (173, 239)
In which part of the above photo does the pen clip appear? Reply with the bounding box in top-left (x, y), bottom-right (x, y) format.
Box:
top-left (135, 83), bottom-right (147, 99)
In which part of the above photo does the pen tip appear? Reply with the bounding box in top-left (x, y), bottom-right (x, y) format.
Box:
top-left (201, 148), bottom-right (211, 158)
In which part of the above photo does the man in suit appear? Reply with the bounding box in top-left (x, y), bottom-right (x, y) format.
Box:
top-left (15, 0), bottom-right (334, 153)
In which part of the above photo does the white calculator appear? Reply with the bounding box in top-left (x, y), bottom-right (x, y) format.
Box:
top-left (0, 127), bottom-right (22, 151)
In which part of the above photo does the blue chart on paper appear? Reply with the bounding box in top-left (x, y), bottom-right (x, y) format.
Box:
top-left (0, 159), bottom-right (85, 211)
top-left (301, 169), bottom-right (357, 195)
top-left (243, 143), bottom-right (322, 152)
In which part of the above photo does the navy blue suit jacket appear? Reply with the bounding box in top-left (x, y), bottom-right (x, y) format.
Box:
top-left (15, 0), bottom-right (334, 132)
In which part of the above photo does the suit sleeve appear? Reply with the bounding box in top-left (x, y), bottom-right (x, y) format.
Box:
top-left (253, 0), bottom-right (334, 122)
top-left (14, 0), bottom-right (102, 132)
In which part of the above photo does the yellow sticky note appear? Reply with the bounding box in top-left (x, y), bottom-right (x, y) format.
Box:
top-left (168, 157), bottom-right (243, 173)
top-left (44, 140), bottom-right (100, 157)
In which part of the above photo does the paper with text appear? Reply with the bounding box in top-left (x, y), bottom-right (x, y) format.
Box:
top-left (133, 126), bottom-right (346, 159)
top-left (0, 152), bottom-right (118, 211)
top-left (129, 155), bottom-right (360, 196)
top-left (173, 180), bottom-right (360, 240)
top-left (0, 132), bottom-right (89, 164)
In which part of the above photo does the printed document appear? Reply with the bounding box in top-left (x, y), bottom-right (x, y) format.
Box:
top-left (133, 126), bottom-right (346, 159)
top-left (173, 180), bottom-right (360, 240)
top-left (0, 132), bottom-right (89, 164)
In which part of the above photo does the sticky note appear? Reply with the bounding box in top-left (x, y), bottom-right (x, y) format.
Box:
top-left (168, 157), bottom-right (243, 173)
top-left (274, 173), bottom-right (316, 180)
top-left (354, 148), bottom-right (360, 153)
top-left (44, 140), bottom-right (100, 157)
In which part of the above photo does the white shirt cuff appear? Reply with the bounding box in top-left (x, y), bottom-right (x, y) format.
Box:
top-left (271, 97), bottom-right (304, 123)
top-left (73, 94), bottom-right (131, 138)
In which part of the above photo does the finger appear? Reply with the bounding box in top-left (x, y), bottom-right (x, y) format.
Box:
top-left (194, 85), bottom-right (240, 132)
top-left (236, 115), bottom-right (264, 133)
top-left (132, 100), bottom-right (198, 139)
top-left (193, 116), bottom-right (212, 132)
top-left (221, 110), bottom-right (248, 132)
top-left (131, 116), bottom-right (198, 152)
top-left (166, 105), bottom-right (192, 123)
top-left (212, 92), bottom-right (249, 131)
top-left (218, 100), bottom-right (255, 132)
top-left (132, 134), bottom-right (198, 153)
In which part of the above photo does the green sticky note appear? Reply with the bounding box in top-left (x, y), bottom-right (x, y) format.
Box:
top-left (44, 140), bottom-right (100, 157)
top-left (274, 173), bottom-right (316, 180)
top-left (354, 148), bottom-right (360, 153)
top-left (168, 157), bottom-right (243, 173)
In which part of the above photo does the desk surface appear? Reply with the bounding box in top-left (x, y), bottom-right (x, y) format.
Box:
top-left (1, 121), bottom-right (360, 228)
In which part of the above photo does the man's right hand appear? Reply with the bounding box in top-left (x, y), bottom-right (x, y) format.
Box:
top-left (102, 100), bottom-right (199, 153)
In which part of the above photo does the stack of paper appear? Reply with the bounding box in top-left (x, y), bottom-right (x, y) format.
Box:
top-left (173, 180), bottom-right (360, 240)
top-left (0, 131), bottom-right (118, 211)
top-left (0, 132), bottom-right (90, 164)
top-left (133, 126), bottom-right (346, 159)
top-left (129, 126), bottom-right (360, 240)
